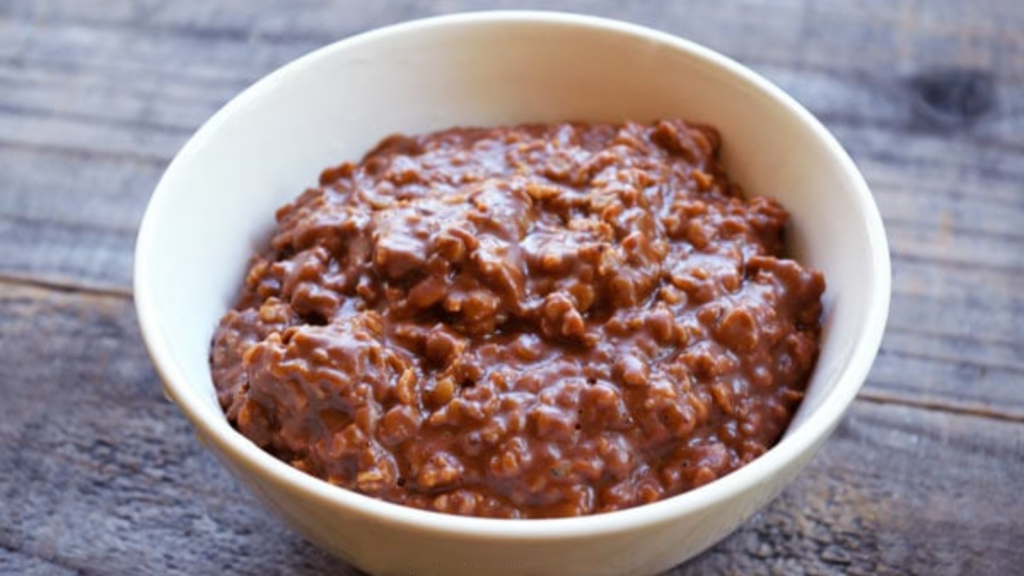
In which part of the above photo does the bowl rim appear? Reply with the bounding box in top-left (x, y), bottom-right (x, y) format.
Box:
top-left (135, 9), bottom-right (891, 541)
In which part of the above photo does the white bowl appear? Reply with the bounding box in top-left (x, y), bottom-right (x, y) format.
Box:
top-left (135, 11), bottom-right (890, 576)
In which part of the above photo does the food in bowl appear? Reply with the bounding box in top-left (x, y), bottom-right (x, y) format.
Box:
top-left (210, 118), bottom-right (825, 518)
top-left (137, 11), bottom-right (890, 575)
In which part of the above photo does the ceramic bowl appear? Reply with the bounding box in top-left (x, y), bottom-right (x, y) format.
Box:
top-left (135, 11), bottom-right (890, 576)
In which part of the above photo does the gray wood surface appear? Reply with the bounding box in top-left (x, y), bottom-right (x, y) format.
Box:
top-left (1, 1), bottom-right (1022, 574)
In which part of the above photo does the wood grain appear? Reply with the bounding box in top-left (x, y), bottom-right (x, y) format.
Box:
top-left (0, 283), bottom-right (348, 576)
top-left (1, 0), bottom-right (1022, 574)
top-left (1, 0), bottom-right (1022, 413)
top-left (1, 284), bottom-right (1020, 576)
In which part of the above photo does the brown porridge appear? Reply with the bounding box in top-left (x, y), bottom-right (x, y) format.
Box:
top-left (210, 119), bottom-right (825, 519)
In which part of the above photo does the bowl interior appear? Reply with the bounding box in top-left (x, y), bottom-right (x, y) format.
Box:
top-left (136, 11), bottom-right (888, 531)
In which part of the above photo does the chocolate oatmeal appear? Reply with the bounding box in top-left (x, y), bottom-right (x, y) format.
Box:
top-left (210, 120), bottom-right (825, 518)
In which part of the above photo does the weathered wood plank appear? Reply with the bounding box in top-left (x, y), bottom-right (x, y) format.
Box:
top-left (0, 216), bottom-right (136, 295)
top-left (4, 0), bottom-right (1022, 77)
top-left (869, 345), bottom-right (1024, 419)
top-left (2, 0), bottom-right (1023, 412)
top-left (0, 283), bottom-right (353, 576)
top-left (1, 283), bottom-right (1021, 576)
top-left (3, 2), bottom-right (1023, 152)
top-left (1, 1), bottom-right (1020, 208)
top-left (2, 1), bottom-right (1023, 575)
top-left (0, 146), bottom-right (158, 230)
top-left (2, 0), bottom-right (1021, 191)
top-left (0, 63), bottom-right (232, 135)
top-left (0, 145), bottom-right (158, 291)
top-left (682, 398), bottom-right (1024, 576)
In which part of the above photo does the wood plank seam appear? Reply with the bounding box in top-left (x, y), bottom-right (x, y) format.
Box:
top-left (878, 348), bottom-right (1024, 376)
top-left (0, 274), bottom-right (133, 300)
top-left (857, 390), bottom-right (1024, 424)
top-left (886, 324), bottom-right (1023, 348)
top-left (0, 138), bottom-right (169, 166)
top-left (889, 251), bottom-right (1023, 276)
top-left (883, 216), bottom-right (1024, 243)
top-left (0, 213), bottom-right (140, 237)
top-left (0, 101), bottom-right (197, 136)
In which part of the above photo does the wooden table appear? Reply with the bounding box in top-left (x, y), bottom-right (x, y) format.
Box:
top-left (2, 1), bottom-right (1021, 574)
